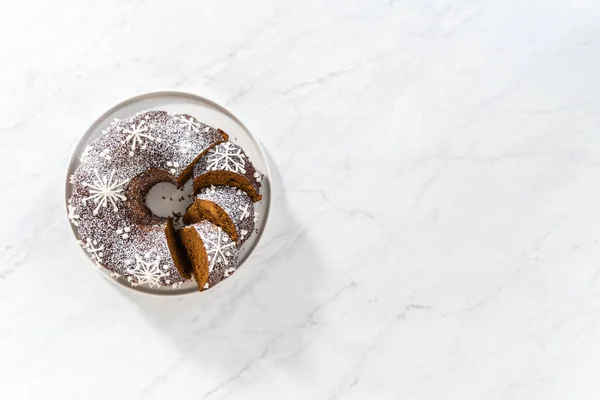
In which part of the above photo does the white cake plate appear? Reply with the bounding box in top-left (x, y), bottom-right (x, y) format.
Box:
top-left (65, 91), bottom-right (271, 296)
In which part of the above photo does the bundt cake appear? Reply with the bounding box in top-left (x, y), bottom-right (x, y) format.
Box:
top-left (68, 109), bottom-right (264, 291)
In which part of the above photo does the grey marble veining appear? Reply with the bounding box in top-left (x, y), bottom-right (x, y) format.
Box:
top-left (2, 1), bottom-right (600, 399)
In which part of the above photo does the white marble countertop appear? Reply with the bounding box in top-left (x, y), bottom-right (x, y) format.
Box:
top-left (2, 1), bottom-right (600, 398)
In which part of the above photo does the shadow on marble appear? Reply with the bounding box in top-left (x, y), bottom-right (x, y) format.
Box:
top-left (117, 148), bottom-right (324, 380)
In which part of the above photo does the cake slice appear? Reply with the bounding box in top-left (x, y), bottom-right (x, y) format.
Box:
top-left (178, 220), bottom-right (240, 291)
top-left (192, 142), bottom-right (263, 202)
top-left (164, 217), bottom-right (192, 280)
top-left (184, 185), bottom-right (255, 246)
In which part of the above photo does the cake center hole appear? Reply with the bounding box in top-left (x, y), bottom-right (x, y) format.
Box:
top-left (146, 181), bottom-right (194, 219)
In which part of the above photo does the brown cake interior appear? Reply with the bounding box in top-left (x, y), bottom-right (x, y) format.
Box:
top-left (183, 199), bottom-right (239, 242)
top-left (176, 130), bottom-right (229, 187)
top-left (165, 217), bottom-right (192, 280)
top-left (122, 130), bottom-right (228, 284)
top-left (126, 131), bottom-right (228, 221)
top-left (126, 168), bottom-right (176, 226)
top-left (193, 171), bottom-right (262, 202)
top-left (178, 226), bottom-right (210, 290)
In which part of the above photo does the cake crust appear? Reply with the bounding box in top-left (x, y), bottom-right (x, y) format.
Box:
top-left (178, 221), bottom-right (239, 291)
top-left (192, 142), bottom-right (263, 202)
top-left (68, 111), bottom-right (226, 288)
top-left (184, 185), bottom-right (255, 246)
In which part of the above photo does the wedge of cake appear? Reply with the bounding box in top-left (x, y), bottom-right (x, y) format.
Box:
top-left (178, 221), bottom-right (240, 291)
top-left (184, 185), bottom-right (255, 246)
top-left (192, 142), bottom-right (262, 202)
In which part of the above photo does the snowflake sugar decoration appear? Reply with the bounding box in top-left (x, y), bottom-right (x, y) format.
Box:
top-left (172, 282), bottom-right (183, 290)
top-left (239, 229), bottom-right (248, 241)
top-left (126, 252), bottom-right (169, 288)
top-left (121, 120), bottom-right (160, 156)
top-left (202, 185), bottom-right (217, 195)
top-left (204, 227), bottom-right (236, 272)
top-left (179, 116), bottom-right (208, 133)
top-left (166, 161), bottom-right (180, 174)
top-left (116, 225), bottom-right (131, 240)
top-left (223, 267), bottom-right (236, 278)
top-left (99, 148), bottom-right (111, 161)
top-left (205, 142), bottom-right (246, 173)
top-left (110, 271), bottom-right (122, 279)
top-left (83, 238), bottom-right (104, 263)
top-left (253, 171), bottom-right (263, 182)
top-left (79, 145), bottom-right (92, 163)
top-left (179, 140), bottom-right (193, 154)
top-left (82, 169), bottom-right (129, 215)
top-left (68, 203), bottom-right (80, 226)
top-left (238, 203), bottom-right (250, 221)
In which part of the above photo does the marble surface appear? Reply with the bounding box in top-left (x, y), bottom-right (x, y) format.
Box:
top-left (2, 1), bottom-right (600, 398)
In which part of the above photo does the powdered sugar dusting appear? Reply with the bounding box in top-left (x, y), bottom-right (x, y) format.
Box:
top-left (191, 220), bottom-right (240, 289)
top-left (68, 110), bottom-right (224, 287)
top-left (193, 141), bottom-right (263, 194)
top-left (196, 185), bottom-right (255, 247)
